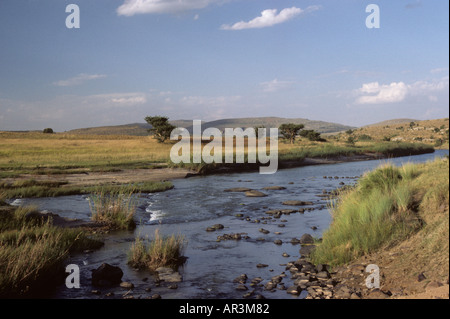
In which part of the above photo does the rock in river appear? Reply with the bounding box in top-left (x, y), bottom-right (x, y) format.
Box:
top-left (282, 200), bottom-right (314, 206)
top-left (299, 234), bottom-right (315, 245)
top-left (245, 190), bottom-right (268, 197)
top-left (263, 186), bottom-right (286, 191)
top-left (91, 263), bottom-right (123, 287)
top-left (224, 187), bottom-right (253, 192)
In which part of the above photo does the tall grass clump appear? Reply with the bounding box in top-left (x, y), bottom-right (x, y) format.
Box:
top-left (128, 229), bottom-right (186, 270)
top-left (89, 187), bottom-right (137, 230)
top-left (311, 162), bottom-right (424, 266)
top-left (0, 206), bottom-right (103, 297)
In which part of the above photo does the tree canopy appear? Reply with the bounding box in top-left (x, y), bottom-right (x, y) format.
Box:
top-left (145, 116), bottom-right (176, 143)
top-left (279, 123), bottom-right (305, 144)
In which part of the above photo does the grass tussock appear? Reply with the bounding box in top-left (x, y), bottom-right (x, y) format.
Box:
top-left (89, 188), bottom-right (137, 231)
top-left (311, 157), bottom-right (449, 267)
top-left (128, 229), bottom-right (186, 270)
top-left (0, 205), bottom-right (103, 297)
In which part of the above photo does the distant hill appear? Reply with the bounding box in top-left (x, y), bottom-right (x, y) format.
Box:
top-left (67, 117), bottom-right (355, 136)
top-left (364, 118), bottom-right (419, 127)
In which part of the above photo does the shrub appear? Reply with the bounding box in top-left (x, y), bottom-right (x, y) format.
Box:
top-left (42, 128), bottom-right (54, 134)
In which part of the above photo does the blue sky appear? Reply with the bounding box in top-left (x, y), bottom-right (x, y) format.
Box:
top-left (0, 0), bottom-right (448, 131)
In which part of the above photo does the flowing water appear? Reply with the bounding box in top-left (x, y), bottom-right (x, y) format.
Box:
top-left (13, 150), bottom-right (449, 299)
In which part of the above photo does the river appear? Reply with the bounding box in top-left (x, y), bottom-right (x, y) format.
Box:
top-left (12, 150), bottom-right (449, 299)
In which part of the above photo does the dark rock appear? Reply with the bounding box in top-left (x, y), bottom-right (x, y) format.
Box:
top-left (417, 272), bottom-right (427, 282)
top-left (236, 284), bottom-right (248, 291)
top-left (274, 239), bottom-right (283, 245)
top-left (263, 186), bottom-right (286, 190)
top-left (259, 228), bottom-right (270, 234)
top-left (299, 245), bottom-right (316, 257)
top-left (224, 187), bottom-right (253, 192)
top-left (282, 200), bottom-right (314, 206)
top-left (233, 274), bottom-right (248, 284)
top-left (316, 271), bottom-right (330, 280)
top-left (290, 238), bottom-right (300, 245)
top-left (299, 234), bottom-right (315, 244)
top-left (168, 284), bottom-right (178, 290)
top-left (151, 294), bottom-right (162, 299)
top-left (91, 263), bottom-right (123, 287)
top-left (257, 263), bottom-right (269, 268)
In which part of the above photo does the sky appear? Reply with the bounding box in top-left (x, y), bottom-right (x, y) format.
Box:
top-left (0, 0), bottom-right (448, 132)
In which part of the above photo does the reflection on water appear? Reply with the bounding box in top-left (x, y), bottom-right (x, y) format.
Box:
top-left (15, 150), bottom-right (449, 299)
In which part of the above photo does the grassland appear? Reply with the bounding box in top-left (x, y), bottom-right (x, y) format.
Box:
top-left (0, 129), bottom-right (437, 198)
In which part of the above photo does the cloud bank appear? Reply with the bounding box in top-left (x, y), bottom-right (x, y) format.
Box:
top-left (355, 77), bottom-right (449, 105)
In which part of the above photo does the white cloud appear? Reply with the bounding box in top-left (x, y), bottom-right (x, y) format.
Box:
top-left (356, 82), bottom-right (408, 104)
top-left (221, 6), bottom-right (320, 30)
top-left (260, 79), bottom-right (294, 93)
top-left (117, 0), bottom-right (223, 16)
top-left (53, 74), bottom-right (107, 87)
top-left (355, 77), bottom-right (449, 105)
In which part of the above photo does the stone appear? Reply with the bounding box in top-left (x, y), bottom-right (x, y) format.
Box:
top-left (263, 186), bottom-right (287, 190)
top-left (282, 200), bottom-right (314, 206)
top-left (299, 234), bottom-right (315, 244)
top-left (417, 272), bottom-right (427, 282)
top-left (120, 281), bottom-right (134, 289)
top-left (224, 188), bottom-right (253, 192)
top-left (91, 263), bottom-right (123, 287)
top-left (287, 286), bottom-right (301, 295)
top-left (156, 267), bottom-right (183, 283)
top-left (236, 285), bottom-right (248, 291)
top-left (299, 245), bottom-right (316, 257)
top-left (256, 263), bottom-right (269, 268)
top-left (245, 190), bottom-right (268, 197)
top-left (274, 239), bottom-right (283, 245)
top-left (264, 281), bottom-right (277, 291)
top-left (259, 228), bottom-right (270, 234)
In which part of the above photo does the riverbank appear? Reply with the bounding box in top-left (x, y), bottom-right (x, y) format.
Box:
top-left (308, 157), bottom-right (449, 299)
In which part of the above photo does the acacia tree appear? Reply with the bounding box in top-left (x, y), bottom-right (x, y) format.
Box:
top-left (145, 116), bottom-right (176, 143)
top-left (279, 123), bottom-right (304, 144)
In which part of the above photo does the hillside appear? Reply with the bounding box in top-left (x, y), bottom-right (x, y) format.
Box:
top-left (67, 117), bottom-right (355, 136)
top-left (333, 118), bottom-right (449, 148)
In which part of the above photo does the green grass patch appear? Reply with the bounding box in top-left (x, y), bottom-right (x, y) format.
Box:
top-left (310, 159), bottom-right (444, 266)
top-left (128, 229), bottom-right (186, 270)
top-left (88, 187), bottom-right (138, 231)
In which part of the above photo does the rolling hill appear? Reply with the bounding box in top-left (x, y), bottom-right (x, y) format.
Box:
top-left (67, 117), bottom-right (356, 136)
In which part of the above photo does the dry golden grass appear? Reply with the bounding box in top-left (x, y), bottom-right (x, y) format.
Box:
top-left (0, 132), bottom-right (173, 170)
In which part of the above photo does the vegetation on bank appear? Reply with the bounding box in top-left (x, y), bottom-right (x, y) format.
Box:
top-left (128, 229), bottom-right (186, 270)
top-left (0, 202), bottom-right (103, 297)
top-left (311, 157), bottom-right (449, 267)
top-left (0, 179), bottom-right (173, 199)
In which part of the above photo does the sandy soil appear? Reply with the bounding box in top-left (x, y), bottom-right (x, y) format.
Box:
top-left (5, 167), bottom-right (196, 188)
